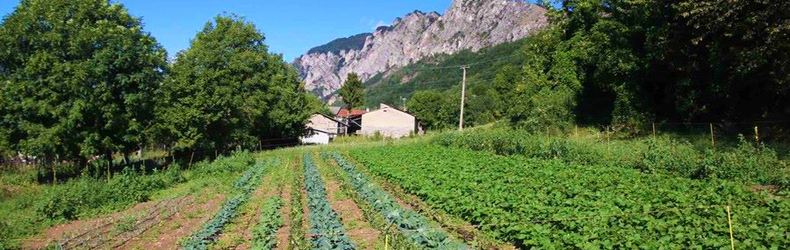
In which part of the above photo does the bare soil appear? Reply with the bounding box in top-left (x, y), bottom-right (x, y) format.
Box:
top-left (117, 193), bottom-right (225, 250)
top-left (22, 196), bottom-right (188, 250)
top-left (216, 174), bottom-right (275, 250)
top-left (273, 181), bottom-right (293, 250)
top-left (323, 178), bottom-right (380, 250)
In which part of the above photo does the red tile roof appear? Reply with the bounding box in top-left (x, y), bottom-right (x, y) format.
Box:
top-left (336, 109), bottom-right (366, 118)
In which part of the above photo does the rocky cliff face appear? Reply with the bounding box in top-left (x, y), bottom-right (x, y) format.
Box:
top-left (294, 0), bottom-right (548, 103)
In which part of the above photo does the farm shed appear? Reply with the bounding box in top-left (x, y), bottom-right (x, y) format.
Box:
top-left (359, 104), bottom-right (419, 138)
top-left (336, 108), bottom-right (366, 135)
top-left (300, 113), bottom-right (348, 144)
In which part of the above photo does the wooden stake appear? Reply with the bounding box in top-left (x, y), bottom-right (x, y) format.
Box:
top-left (385, 235), bottom-right (389, 250)
top-left (189, 152), bottom-right (195, 167)
top-left (754, 126), bottom-right (759, 144)
top-left (727, 206), bottom-right (735, 250)
top-left (575, 125), bottom-right (578, 137)
top-left (652, 123), bottom-right (656, 137)
top-left (710, 123), bottom-right (715, 148)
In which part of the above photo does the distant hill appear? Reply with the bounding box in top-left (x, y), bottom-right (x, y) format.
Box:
top-left (364, 38), bottom-right (528, 107)
top-left (306, 33), bottom-right (372, 55)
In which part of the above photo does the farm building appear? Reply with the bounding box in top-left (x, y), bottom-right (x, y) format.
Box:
top-left (336, 108), bottom-right (366, 135)
top-left (359, 104), bottom-right (420, 138)
top-left (300, 113), bottom-right (348, 144)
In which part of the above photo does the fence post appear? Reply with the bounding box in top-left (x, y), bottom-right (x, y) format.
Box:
top-left (727, 205), bottom-right (735, 250)
top-left (754, 126), bottom-right (759, 144)
top-left (710, 123), bottom-right (715, 148)
top-left (652, 123), bottom-right (656, 137)
top-left (385, 234), bottom-right (389, 250)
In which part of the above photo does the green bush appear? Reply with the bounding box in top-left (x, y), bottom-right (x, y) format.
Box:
top-left (34, 166), bottom-right (185, 222)
top-left (640, 138), bottom-right (699, 177)
top-left (700, 137), bottom-right (788, 185)
top-left (433, 128), bottom-right (789, 186)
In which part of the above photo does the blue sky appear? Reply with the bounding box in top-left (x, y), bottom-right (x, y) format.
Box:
top-left (0, 0), bottom-right (455, 61)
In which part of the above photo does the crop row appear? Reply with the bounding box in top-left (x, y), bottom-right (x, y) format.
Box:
top-left (303, 154), bottom-right (356, 250)
top-left (252, 197), bottom-right (283, 250)
top-left (349, 144), bottom-right (790, 249)
top-left (181, 159), bottom-right (275, 250)
top-left (324, 152), bottom-right (467, 249)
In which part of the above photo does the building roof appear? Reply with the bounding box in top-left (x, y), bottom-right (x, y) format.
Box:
top-left (308, 113), bottom-right (349, 127)
top-left (336, 108), bottom-right (366, 118)
top-left (328, 106), bottom-right (341, 115)
top-left (362, 103), bottom-right (415, 118)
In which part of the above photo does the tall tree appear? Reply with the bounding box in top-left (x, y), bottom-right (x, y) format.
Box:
top-left (407, 91), bottom-right (456, 130)
top-left (155, 14), bottom-right (311, 159)
top-left (0, 0), bottom-right (167, 165)
top-left (339, 73), bottom-right (365, 109)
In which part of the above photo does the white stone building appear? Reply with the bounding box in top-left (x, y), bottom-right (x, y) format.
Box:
top-left (300, 113), bottom-right (347, 144)
top-left (359, 104), bottom-right (419, 138)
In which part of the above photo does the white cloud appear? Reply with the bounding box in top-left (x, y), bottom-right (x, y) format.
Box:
top-left (373, 20), bottom-right (388, 30)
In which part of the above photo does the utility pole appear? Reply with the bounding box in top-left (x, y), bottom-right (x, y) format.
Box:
top-left (459, 66), bottom-right (468, 131)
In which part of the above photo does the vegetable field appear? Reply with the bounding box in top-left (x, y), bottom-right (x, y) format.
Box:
top-left (349, 143), bottom-right (790, 249)
top-left (5, 137), bottom-right (788, 249)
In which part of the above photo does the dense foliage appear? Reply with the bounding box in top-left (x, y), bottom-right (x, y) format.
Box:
top-left (0, 0), bottom-right (167, 164)
top-left (302, 154), bottom-right (355, 250)
top-left (182, 158), bottom-right (271, 250)
top-left (433, 128), bottom-right (789, 187)
top-left (406, 91), bottom-right (459, 131)
top-left (306, 33), bottom-right (371, 55)
top-left (349, 144), bottom-right (790, 249)
top-left (252, 197), bottom-right (283, 250)
top-left (324, 152), bottom-right (467, 249)
top-left (338, 73), bottom-right (365, 109)
top-left (155, 15), bottom-right (312, 160)
top-left (35, 165), bottom-right (184, 222)
top-left (510, 0), bottom-right (790, 130)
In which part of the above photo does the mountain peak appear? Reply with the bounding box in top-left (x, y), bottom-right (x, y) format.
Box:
top-left (295, 0), bottom-right (548, 102)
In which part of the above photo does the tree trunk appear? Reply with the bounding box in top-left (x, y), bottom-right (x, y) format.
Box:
top-left (52, 164), bottom-right (57, 185)
top-left (105, 152), bottom-right (113, 182)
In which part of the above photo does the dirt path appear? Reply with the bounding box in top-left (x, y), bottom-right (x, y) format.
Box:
top-left (315, 153), bottom-right (380, 250)
top-left (117, 192), bottom-right (225, 250)
top-left (273, 165), bottom-right (293, 250)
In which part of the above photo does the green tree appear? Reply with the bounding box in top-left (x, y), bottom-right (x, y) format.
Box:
top-left (339, 73), bottom-right (365, 109)
top-left (155, 14), bottom-right (311, 159)
top-left (408, 91), bottom-right (455, 130)
top-left (507, 28), bottom-right (581, 132)
top-left (0, 0), bottom-right (167, 165)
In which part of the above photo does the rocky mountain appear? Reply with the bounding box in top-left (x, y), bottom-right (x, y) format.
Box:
top-left (294, 0), bottom-right (548, 103)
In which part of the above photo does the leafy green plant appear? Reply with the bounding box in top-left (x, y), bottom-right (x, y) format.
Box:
top-left (349, 143), bottom-right (790, 249)
top-left (252, 197), bottom-right (283, 250)
top-left (302, 154), bottom-right (355, 250)
top-left (324, 152), bottom-right (467, 249)
top-left (181, 159), bottom-right (273, 250)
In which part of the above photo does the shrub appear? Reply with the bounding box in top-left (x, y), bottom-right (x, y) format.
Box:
top-left (433, 128), bottom-right (789, 186)
top-left (35, 165), bottom-right (186, 221)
